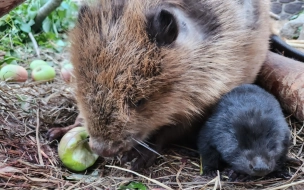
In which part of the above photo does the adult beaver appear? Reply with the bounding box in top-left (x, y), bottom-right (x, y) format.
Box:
top-left (48, 0), bottom-right (270, 170)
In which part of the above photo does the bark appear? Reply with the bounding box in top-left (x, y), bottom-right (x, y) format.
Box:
top-left (32, 0), bottom-right (63, 32)
top-left (0, 0), bottom-right (25, 18)
top-left (257, 51), bottom-right (304, 121)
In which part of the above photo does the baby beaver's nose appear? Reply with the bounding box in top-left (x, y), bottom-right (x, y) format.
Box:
top-left (250, 157), bottom-right (271, 176)
top-left (252, 165), bottom-right (270, 172)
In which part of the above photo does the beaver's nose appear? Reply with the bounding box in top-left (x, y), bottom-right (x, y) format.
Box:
top-left (89, 140), bottom-right (118, 157)
top-left (100, 148), bottom-right (117, 157)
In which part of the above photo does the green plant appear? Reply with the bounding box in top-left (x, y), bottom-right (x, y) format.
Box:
top-left (289, 11), bottom-right (304, 39)
top-left (0, 0), bottom-right (78, 65)
top-left (118, 182), bottom-right (148, 190)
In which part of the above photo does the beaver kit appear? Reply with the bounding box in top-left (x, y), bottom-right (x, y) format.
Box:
top-left (197, 84), bottom-right (291, 180)
top-left (47, 0), bottom-right (271, 170)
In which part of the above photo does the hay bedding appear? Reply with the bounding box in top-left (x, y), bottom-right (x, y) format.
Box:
top-left (1, 51), bottom-right (304, 190)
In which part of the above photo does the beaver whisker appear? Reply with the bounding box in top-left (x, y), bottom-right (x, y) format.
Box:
top-left (132, 145), bottom-right (145, 158)
top-left (142, 140), bottom-right (157, 147)
top-left (132, 138), bottom-right (163, 157)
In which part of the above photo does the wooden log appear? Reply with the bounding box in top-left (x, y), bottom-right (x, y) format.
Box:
top-left (0, 0), bottom-right (25, 18)
top-left (257, 51), bottom-right (304, 121)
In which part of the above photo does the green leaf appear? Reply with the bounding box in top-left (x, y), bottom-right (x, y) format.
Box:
top-left (42, 17), bottom-right (52, 33)
top-left (20, 23), bottom-right (31, 33)
top-left (28, 19), bottom-right (35, 26)
top-left (61, 2), bottom-right (70, 10)
top-left (0, 55), bottom-right (20, 65)
top-left (28, 11), bottom-right (37, 20)
top-left (118, 182), bottom-right (148, 190)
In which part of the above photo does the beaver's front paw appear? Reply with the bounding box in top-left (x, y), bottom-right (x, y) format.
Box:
top-left (267, 170), bottom-right (291, 179)
top-left (121, 144), bottom-right (162, 171)
top-left (202, 167), bottom-right (219, 178)
top-left (46, 127), bottom-right (69, 141)
top-left (226, 169), bottom-right (251, 182)
top-left (46, 115), bottom-right (84, 141)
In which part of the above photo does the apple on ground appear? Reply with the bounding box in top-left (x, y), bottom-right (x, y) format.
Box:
top-left (30, 60), bottom-right (48, 70)
top-left (58, 126), bottom-right (99, 172)
top-left (60, 63), bottom-right (73, 83)
top-left (31, 65), bottom-right (56, 81)
top-left (0, 64), bottom-right (28, 82)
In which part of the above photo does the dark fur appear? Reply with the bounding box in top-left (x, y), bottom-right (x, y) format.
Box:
top-left (198, 84), bottom-right (291, 177)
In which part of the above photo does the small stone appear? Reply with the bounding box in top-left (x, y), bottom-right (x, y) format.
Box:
top-left (271, 3), bottom-right (283, 14)
top-left (284, 2), bottom-right (304, 14)
top-left (279, 0), bottom-right (295, 3)
top-left (280, 13), bottom-right (292, 20)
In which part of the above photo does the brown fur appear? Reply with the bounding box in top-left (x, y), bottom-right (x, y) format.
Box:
top-left (67, 0), bottom-right (270, 160)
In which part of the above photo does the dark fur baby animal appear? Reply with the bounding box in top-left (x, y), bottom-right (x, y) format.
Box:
top-left (198, 84), bottom-right (291, 178)
top-left (47, 0), bottom-right (271, 170)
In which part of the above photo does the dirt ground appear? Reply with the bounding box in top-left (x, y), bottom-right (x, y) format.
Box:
top-left (0, 47), bottom-right (304, 190)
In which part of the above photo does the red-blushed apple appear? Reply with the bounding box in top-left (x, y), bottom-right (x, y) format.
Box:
top-left (0, 65), bottom-right (28, 82)
top-left (60, 63), bottom-right (73, 83)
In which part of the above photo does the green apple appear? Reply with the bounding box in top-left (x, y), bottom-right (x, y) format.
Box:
top-left (0, 64), bottom-right (28, 82)
top-left (29, 60), bottom-right (48, 70)
top-left (31, 65), bottom-right (56, 81)
top-left (58, 126), bottom-right (99, 172)
top-left (60, 63), bottom-right (73, 83)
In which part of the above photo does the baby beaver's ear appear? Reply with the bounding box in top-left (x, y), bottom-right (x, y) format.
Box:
top-left (147, 9), bottom-right (178, 46)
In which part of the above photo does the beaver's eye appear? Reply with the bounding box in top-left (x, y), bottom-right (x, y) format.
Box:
top-left (127, 98), bottom-right (146, 109)
top-left (134, 98), bottom-right (146, 107)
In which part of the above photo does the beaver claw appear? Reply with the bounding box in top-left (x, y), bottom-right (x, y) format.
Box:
top-left (201, 167), bottom-right (220, 178)
top-left (267, 170), bottom-right (291, 179)
top-left (46, 115), bottom-right (84, 141)
top-left (121, 144), bottom-right (161, 171)
top-left (46, 127), bottom-right (70, 141)
top-left (226, 170), bottom-right (250, 182)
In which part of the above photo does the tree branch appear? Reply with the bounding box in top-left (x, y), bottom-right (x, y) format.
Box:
top-left (32, 0), bottom-right (63, 32)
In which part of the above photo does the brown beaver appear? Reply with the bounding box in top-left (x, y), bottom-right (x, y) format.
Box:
top-left (47, 0), bottom-right (271, 170)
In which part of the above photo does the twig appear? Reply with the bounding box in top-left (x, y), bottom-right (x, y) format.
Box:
top-left (269, 12), bottom-right (280, 20)
top-left (183, 177), bottom-right (217, 190)
top-left (28, 32), bottom-right (40, 58)
top-left (217, 170), bottom-right (222, 190)
top-left (285, 42), bottom-right (304, 49)
top-left (286, 161), bottom-right (304, 182)
top-left (32, 0), bottom-right (63, 32)
top-left (213, 173), bottom-right (219, 190)
top-left (105, 165), bottom-right (173, 190)
top-left (17, 159), bottom-right (40, 169)
top-left (36, 109), bottom-right (44, 166)
top-left (66, 177), bottom-right (87, 190)
top-left (176, 162), bottom-right (186, 190)
top-left (285, 39), bottom-right (304, 44)
top-left (264, 179), bottom-right (304, 190)
top-left (24, 176), bottom-right (59, 184)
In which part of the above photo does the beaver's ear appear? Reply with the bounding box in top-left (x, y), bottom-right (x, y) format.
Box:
top-left (147, 9), bottom-right (178, 46)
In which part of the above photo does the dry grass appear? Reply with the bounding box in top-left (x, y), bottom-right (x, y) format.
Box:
top-left (1, 49), bottom-right (304, 190)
